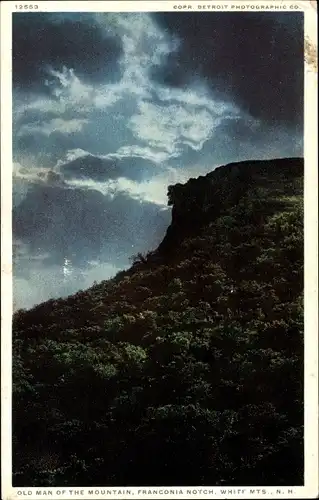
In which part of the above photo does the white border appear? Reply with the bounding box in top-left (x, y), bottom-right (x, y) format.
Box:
top-left (1, 1), bottom-right (318, 499)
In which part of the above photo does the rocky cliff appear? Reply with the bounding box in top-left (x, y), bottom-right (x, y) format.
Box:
top-left (153, 157), bottom-right (303, 255)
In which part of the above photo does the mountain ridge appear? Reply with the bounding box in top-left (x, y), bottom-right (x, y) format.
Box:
top-left (12, 157), bottom-right (304, 487)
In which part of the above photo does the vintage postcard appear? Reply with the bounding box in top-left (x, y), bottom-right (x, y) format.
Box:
top-left (1, 1), bottom-right (318, 499)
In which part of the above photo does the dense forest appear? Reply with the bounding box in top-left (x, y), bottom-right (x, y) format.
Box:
top-left (12, 157), bottom-right (304, 487)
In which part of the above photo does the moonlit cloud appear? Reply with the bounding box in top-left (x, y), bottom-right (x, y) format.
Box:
top-left (55, 148), bottom-right (94, 166)
top-left (94, 12), bottom-right (178, 91)
top-left (18, 117), bottom-right (89, 137)
top-left (12, 11), bottom-right (304, 310)
top-left (65, 168), bottom-right (186, 207)
top-left (114, 145), bottom-right (179, 164)
top-left (128, 99), bottom-right (235, 156)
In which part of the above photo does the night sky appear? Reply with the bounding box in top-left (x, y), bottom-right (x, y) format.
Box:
top-left (12, 11), bottom-right (304, 310)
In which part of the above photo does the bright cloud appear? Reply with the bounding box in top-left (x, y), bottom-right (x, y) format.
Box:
top-left (18, 117), bottom-right (89, 137)
top-left (128, 100), bottom-right (228, 155)
top-left (14, 12), bottom-right (240, 172)
top-left (64, 166), bottom-right (189, 207)
top-left (55, 149), bottom-right (94, 167)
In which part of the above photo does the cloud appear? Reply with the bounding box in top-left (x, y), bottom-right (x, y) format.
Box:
top-left (94, 12), bottom-right (177, 94)
top-left (18, 117), bottom-right (89, 137)
top-left (13, 162), bottom-right (65, 187)
top-left (12, 12), bottom-right (245, 174)
top-left (60, 156), bottom-right (117, 181)
top-left (151, 12), bottom-right (304, 126)
top-left (13, 183), bottom-right (171, 268)
top-left (57, 152), bottom-right (161, 183)
top-left (127, 98), bottom-right (236, 156)
top-left (56, 149), bottom-right (93, 165)
top-left (11, 11), bottom-right (304, 310)
top-left (13, 67), bottom-right (120, 128)
top-left (64, 169), bottom-right (183, 207)
top-left (51, 149), bottom-right (189, 206)
top-left (114, 145), bottom-right (178, 164)
top-left (12, 13), bottom-right (123, 92)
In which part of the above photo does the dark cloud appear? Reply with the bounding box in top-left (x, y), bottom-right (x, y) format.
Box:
top-left (151, 13), bottom-right (304, 125)
top-left (12, 13), bottom-right (123, 92)
top-left (39, 170), bottom-right (66, 186)
top-left (13, 183), bottom-right (170, 267)
top-left (60, 155), bottom-right (160, 182)
top-left (110, 156), bottom-right (161, 182)
top-left (168, 114), bottom-right (303, 173)
top-left (60, 156), bottom-right (119, 182)
top-left (15, 109), bottom-right (58, 127)
top-left (13, 131), bottom-right (80, 169)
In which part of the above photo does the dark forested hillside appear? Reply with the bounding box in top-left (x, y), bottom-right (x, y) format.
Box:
top-left (12, 157), bottom-right (304, 487)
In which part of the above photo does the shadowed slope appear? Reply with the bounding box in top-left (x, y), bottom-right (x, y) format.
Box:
top-left (13, 157), bottom-right (304, 487)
